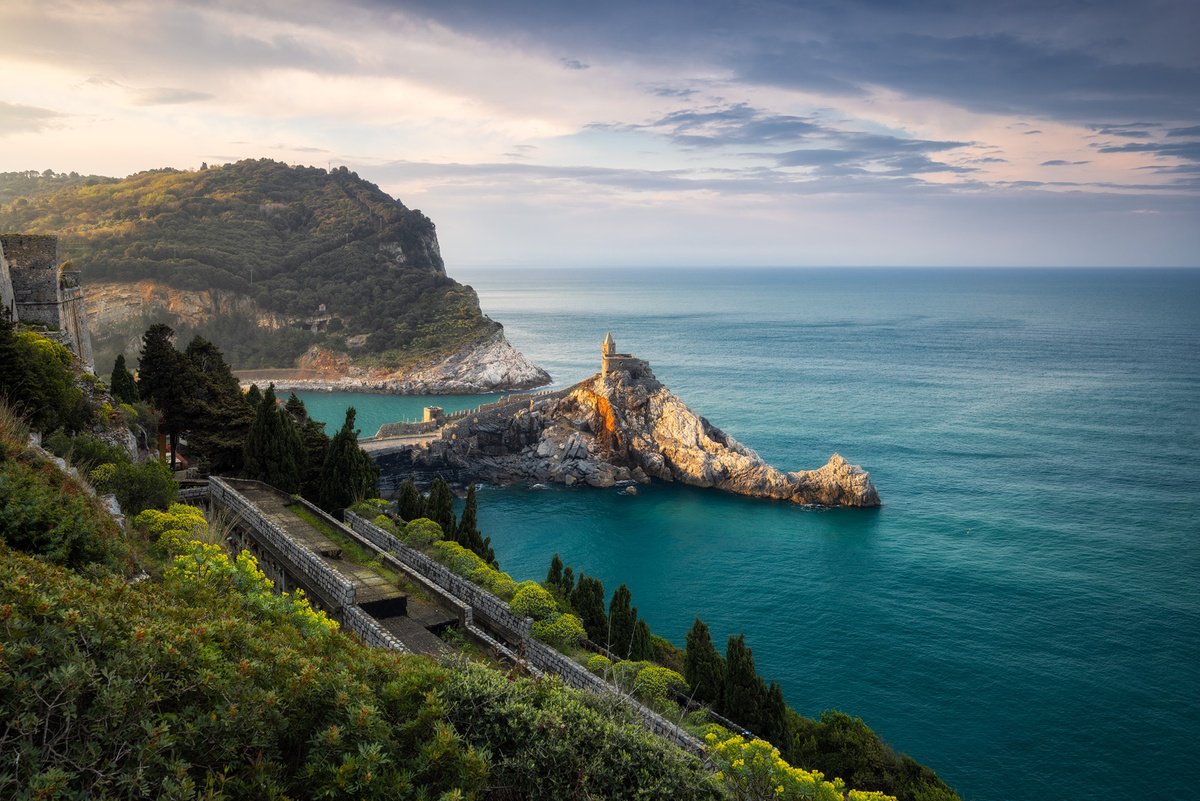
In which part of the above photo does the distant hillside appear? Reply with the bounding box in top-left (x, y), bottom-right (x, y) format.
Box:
top-left (0, 161), bottom-right (500, 373)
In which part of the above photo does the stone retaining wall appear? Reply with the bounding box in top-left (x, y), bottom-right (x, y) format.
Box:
top-left (211, 478), bottom-right (356, 608)
top-left (342, 604), bottom-right (410, 652)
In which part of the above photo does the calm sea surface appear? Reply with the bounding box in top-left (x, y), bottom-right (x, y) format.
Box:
top-left (297, 267), bottom-right (1200, 801)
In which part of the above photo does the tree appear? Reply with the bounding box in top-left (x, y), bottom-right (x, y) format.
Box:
top-left (630, 618), bottom-right (655, 661)
top-left (137, 324), bottom-right (196, 469)
top-left (398, 478), bottom-right (424, 521)
top-left (571, 575), bottom-right (608, 643)
top-left (284, 393), bottom-right (331, 497)
top-left (608, 584), bottom-right (637, 656)
top-left (426, 477), bottom-right (456, 539)
top-left (453, 483), bottom-right (495, 565)
top-left (181, 337), bottom-right (252, 474)
top-left (724, 635), bottom-right (768, 732)
top-left (547, 553), bottom-right (564, 588)
top-left (561, 566), bottom-right (575, 597)
top-left (243, 385), bottom-right (304, 494)
top-left (317, 407), bottom-right (379, 514)
top-left (109, 353), bottom-right (138, 403)
top-left (685, 618), bottom-right (726, 706)
top-left (762, 681), bottom-right (791, 747)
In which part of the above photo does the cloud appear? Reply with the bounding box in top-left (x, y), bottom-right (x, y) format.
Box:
top-left (1041, 159), bottom-right (1091, 166)
top-left (560, 58), bottom-right (589, 70)
top-left (0, 101), bottom-right (63, 135)
top-left (132, 87), bottom-right (214, 105)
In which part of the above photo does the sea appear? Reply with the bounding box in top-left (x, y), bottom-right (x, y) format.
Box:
top-left (295, 267), bottom-right (1200, 801)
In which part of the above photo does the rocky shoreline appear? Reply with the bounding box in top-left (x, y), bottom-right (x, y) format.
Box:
top-left (236, 329), bottom-right (551, 395)
top-left (370, 362), bottom-right (881, 508)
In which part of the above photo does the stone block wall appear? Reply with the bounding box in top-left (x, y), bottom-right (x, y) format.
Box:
top-left (0, 244), bottom-right (13, 319)
top-left (0, 234), bottom-right (94, 370)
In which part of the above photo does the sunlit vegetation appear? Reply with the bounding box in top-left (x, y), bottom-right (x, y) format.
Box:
top-left (0, 162), bottom-right (501, 371)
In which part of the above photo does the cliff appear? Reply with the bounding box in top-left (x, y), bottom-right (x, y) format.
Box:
top-left (374, 363), bottom-right (880, 508)
top-left (0, 163), bottom-right (548, 392)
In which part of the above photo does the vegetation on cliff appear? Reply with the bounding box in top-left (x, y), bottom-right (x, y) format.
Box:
top-left (0, 162), bottom-right (501, 371)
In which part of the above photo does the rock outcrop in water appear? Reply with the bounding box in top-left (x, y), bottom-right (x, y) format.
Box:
top-left (372, 361), bottom-right (880, 508)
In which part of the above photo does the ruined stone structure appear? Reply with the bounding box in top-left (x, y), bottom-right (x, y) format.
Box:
top-left (0, 234), bottom-right (95, 372)
top-left (600, 331), bottom-right (648, 379)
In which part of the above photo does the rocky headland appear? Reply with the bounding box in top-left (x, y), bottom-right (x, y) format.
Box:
top-left (369, 358), bottom-right (880, 508)
top-left (238, 329), bottom-right (551, 394)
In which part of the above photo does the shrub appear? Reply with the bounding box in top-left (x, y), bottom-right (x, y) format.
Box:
top-left (634, 664), bottom-right (689, 705)
top-left (532, 612), bottom-right (586, 649)
top-left (467, 565), bottom-right (517, 600)
top-left (432, 539), bottom-right (487, 574)
top-left (706, 732), bottom-right (895, 801)
top-left (403, 517), bottom-right (443, 547)
top-left (587, 654), bottom-right (613, 675)
top-left (371, 513), bottom-right (401, 536)
top-left (110, 458), bottom-right (177, 516)
top-left (509, 581), bottom-right (557, 620)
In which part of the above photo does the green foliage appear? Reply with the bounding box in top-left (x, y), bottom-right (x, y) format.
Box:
top-left (685, 618), bottom-right (726, 706)
top-left (137, 323), bottom-right (197, 466)
top-left (107, 458), bottom-right (178, 516)
top-left (608, 583), bottom-right (637, 656)
top-left (509, 581), bottom-right (558, 621)
top-left (285, 392), bottom-right (331, 497)
top-left (547, 552), bottom-right (563, 588)
top-left (0, 160), bottom-right (502, 370)
top-left (44, 428), bottom-right (128, 471)
top-left (181, 336), bottom-right (254, 474)
top-left (786, 712), bottom-right (960, 801)
top-left (631, 664), bottom-right (689, 707)
top-left (0, 317), bottom-right (92, 433)
top-left (243, 385), bottom-right (305, 493)
top-left (371, 513), bottom-right (401, 536)
top-left (587, 654), bottom-right (613, 675)
top-left (402, 517), bottom-right (443, 547)
top-left (570, 574), bottom-right (608, 643)
top-left (453, 483), bottom-right (494, 566)
top-left (426, 477), bottom-right (455, 540)
top-left (397, 478), bottom-right (424, 521)
top-left (706, 732), bottom-right (895, 801)
top-left (109, 353), bottom-right (139, 403)
top-left (0, 436), bottom-right (126, 574)
top-left (531, 612), bottom-right (586, 649)
top-left (435, 663), bottom-right (722, 801)
top-left (317, 407), bottom-right (378, 514)
top-left (724, 634), bottom-right (768, 733)
top-left (631, 617), bottom-right (655, 661)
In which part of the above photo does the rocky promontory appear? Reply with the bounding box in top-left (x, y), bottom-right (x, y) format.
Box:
top-left (370, 360), bottom-right (880, 508)
top-left (238, 329), bottom-right (551, 395)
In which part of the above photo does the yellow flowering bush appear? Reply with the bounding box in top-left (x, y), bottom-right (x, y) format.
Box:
top-left (706, 732), bottom-right (895, 801)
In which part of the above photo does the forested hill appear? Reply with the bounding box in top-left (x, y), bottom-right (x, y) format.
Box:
top-left (0, 161), bottom-right (500, 370)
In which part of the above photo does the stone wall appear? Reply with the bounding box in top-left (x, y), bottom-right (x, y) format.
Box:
top-left (0, 243), bottom-right (13, 319)
top-left (0, 234), bottom-right (94, 370)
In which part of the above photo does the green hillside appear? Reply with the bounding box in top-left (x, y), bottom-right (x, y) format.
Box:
top-left (0, 161), bottom-right (499, 370)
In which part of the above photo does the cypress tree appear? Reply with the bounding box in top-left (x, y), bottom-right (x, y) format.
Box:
top-left (547, 553), bottom-right (564, 588)
top-left (109, 353), bottom-right (138, 403)
top-left (426, 477), bottom-right (456, 539)
top-left (182, 337), bottom-right (252, 475)
top-left (762, 680), bottom-right (791, 747)
top-left (243, 385), bottom-right (304, 494)
top-left (724, 634), bottom-right (768, 732)
top-left (608, 584), bottom-right (637, 656)
top-left (684, 618), bottom-right (726, 706)
top-left (318, 407), bottom-right (379, 514)
top-left (630, 617), bottom-right (654, 661)
top-left (397, 479), bottom-right (424, 521)
top-left (284, 392), bottom-right (331, 498)
top-left (137, 323), bottom-right (196, 469)
top-left (561, 566), bottom-right (575, 597)
top-left (245, 383), bottom-right (263, 410)
top-left (571, 575), bottom-right (608, 643)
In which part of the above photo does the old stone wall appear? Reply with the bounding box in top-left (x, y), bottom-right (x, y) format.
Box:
top-left (0, 243), bottom-right (13, 319)
top-left (1, 234), bottom-right (61, 330)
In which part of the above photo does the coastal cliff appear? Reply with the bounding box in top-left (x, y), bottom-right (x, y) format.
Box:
top-left (373, 361), bottom-right (880, 508)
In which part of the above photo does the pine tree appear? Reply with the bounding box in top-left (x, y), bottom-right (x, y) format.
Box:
top-left (317, 407), bottom-right (379, 514)
top-left (547, 553), bottom-right (564, 588)
top-left (457, 483), bottom-right (480, 544)
top-left (684, 618), bottom-right (726, 706)
top-left (630, 617), bottom-right (654, 661)
top-left (109, 353), bottom-right (138, 403)
top-left (724, 634), bottom-right (768, 732)
top-left (245, 384), bottom-right (263, 410)
top-left (426, 477), bottom-right (456, 539)
top-left (561, 566), bottom-right (575, 597)
top-left (608, 584), bottom-right (637, 656)
top-left (398, 479), bottom-right (424, 521)
top-left (571, 575), bottom-right (608, 643)
top-left (243, 385), bottom-right (305, 493)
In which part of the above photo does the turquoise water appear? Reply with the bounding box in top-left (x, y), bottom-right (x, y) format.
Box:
top-left (294, 391), bottom-right (504, 439)
top-left (305, 267), bottom-right (1200, 801)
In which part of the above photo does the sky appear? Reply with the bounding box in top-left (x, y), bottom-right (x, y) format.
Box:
top-left (1, 0), bottom-right (1198, 267)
